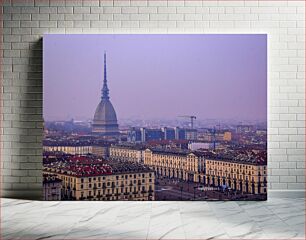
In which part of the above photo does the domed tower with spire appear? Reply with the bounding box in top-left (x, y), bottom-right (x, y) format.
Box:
top-left (92, 52), bottom-right (119, 137)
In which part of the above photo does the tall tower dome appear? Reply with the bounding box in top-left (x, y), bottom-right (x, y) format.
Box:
top-left (92, 52), bottom-right (119, 137)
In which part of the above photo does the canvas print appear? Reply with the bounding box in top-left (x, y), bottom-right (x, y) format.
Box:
top-left (43, 34), bottom-right (267, 201)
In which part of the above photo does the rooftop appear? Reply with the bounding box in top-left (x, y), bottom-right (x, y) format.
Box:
top-left (148, 148), bottom-right (191, 156)
top-left (146, 148), bottom-right (267, 166)
top-left (110, 143), bottom-right (146, 150)
top-left (43, 136), bottom-right (112, 147)
top-left (43, 155), bottom-right (153, 177)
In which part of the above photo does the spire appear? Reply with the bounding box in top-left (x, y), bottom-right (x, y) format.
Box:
top-left (101, 51), bottom-right (110, 100)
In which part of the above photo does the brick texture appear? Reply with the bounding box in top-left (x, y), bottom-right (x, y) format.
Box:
top-left (0, 0), bottom-right (305, 199)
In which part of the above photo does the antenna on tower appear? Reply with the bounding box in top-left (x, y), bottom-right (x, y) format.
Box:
top-left (101, 51), bottom-right (109, 100)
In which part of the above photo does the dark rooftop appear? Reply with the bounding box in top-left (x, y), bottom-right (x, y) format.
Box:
top-left (110, 143), bottom-right (146, 150)
top-left (43, 155), bottom-right (154, 177)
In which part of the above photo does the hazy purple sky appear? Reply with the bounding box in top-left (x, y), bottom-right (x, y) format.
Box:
top-left (43, 34), bottom-right (267, 121)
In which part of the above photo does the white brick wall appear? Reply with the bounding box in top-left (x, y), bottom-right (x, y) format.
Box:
top-left (1, 0), bottom-right (305, 199)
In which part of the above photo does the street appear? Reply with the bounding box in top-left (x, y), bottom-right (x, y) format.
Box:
top-left (154, 177), bottom-right (267, 201)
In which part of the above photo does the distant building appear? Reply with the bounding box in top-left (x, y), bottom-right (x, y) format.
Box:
top-left (128, 128), bottom-right (164, 142)
top-left (174, 127), bottom-right (187, 140)
top-left (198, 130), bottom-right (231, 142)
top-left (188, 142), bottom-right (219, 151)
top-left (161, 127), bottom-right (175, 140)
top-left (256, 129), bottom-right (267, 135)
top-left (185, 129), bottom-right (198, 140)
top-left (147, 139), bottom-right (189, 150)
top-left (223, 131), bottom-right (232, 141)
top-left (127, 127), bottom-right (142, 142)
top-left (92, 52), bottom-right (119, 137)
top-left (236, 125), bottom-right (253, 133)
top-left (43, 174), bottom-right (62, 200)
top-left (141, 128), bottom-right (164, 142)
top-left (109, 144), bottom-right (146, 163)
top-left (43, 143), bottom-right (92, 155)
top-left (127, 127), bottom-right (197, 143)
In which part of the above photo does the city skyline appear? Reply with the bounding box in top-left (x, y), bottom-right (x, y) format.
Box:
top-left (43, 34), bottom-right (267, 122)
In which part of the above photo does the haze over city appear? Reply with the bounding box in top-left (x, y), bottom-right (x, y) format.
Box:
top-left (43, 34), bottom-right (267, 122)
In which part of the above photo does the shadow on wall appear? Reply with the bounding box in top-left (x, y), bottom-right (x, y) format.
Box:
top-left (2, 38), bottom-right (43, 200)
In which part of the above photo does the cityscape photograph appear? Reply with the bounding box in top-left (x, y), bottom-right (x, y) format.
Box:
top-left (43, 34), bottom-right (267, 201)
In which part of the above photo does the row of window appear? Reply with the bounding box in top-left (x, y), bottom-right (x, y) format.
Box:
top-left (151, 161), bottom-right (200, 168)
top-left (208, 169), bottom-right (266, 175)
top-left (110, 151), bottom-right (140, 156)
top-left (79, 173), bottom-right (153, 183)
top-left (80, 179), bottom-right (153, 189)
top-left (206, 174), bottom-right (267, 183)
top-left (80, 185), bottom-right (154, 198)
top-left (207, 161), bottom-right (267, 170)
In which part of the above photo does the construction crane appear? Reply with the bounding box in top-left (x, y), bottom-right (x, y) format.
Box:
top-left (178, 115), bottom-right (196, 129)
